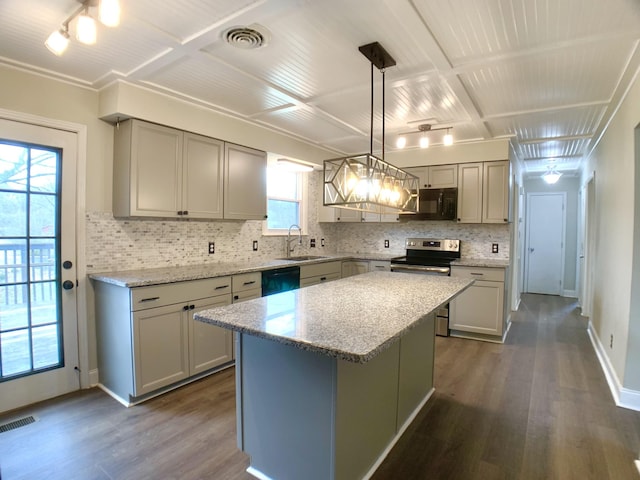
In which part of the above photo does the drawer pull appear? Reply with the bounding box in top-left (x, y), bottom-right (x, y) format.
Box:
top-left (320, 276), bottom-right (327, 281)
top-left (215, 285), bottom-right (230, 290)
top-left (470, 273), bottom-right (484, 276)
top-left (139, 296), bottom-right (160, 303)
top-left (243, 281), bottom-right (256, 286)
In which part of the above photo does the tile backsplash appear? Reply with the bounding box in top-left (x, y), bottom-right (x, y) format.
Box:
top-left (86, 171), bottom-right (509, 273)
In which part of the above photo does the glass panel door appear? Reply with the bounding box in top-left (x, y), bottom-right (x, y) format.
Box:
top-left (0, 143), bottom-right (62, 380)
top-left (0, 118), bottom-right (78, 414)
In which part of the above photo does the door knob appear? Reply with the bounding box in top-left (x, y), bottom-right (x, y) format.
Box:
top-left (62, 280), bottom-right (74, 290)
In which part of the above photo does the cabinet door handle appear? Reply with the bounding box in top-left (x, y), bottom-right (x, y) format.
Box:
top-left (215, 285), bottom-right (230, 290)
top-left (243, 281), bottom-right (256, 286)
top-left (234, 295), bottom-right (240, 300)
top-left (140, 296), bottom-right (160, 303)
top-left (320, 276), bottom-right (327, 281)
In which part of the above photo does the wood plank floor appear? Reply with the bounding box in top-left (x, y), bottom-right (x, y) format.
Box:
top-left (1, 294), bottom-right (639, 479)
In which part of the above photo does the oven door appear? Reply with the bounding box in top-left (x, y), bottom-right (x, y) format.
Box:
top-left (390, 263), bottom-right (450, 336)
top-left (389, 264), bottom-right (450, 275)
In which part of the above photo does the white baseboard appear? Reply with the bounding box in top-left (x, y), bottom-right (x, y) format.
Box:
top-left (562, 289), bottom-right (578, 298)
top-left (88, 368), bottom-right (99, 387)
top-left (587, 322), bottom-right (640, 411)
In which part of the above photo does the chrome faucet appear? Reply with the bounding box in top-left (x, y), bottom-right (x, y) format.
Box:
top-left (286, 224), bottom-right (302, 258)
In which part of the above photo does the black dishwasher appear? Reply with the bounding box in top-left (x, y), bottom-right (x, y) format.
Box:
top-left (261, 266), bottom-right (300, 296)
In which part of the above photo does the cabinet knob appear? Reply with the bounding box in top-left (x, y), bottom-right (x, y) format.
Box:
top-left (177, 211), bottom-right (183, 215)
top-left (183, 210), bottom-right (188, 216)
top-left (189, 304), bottom-right (195, 310)
top-left (504, 218), bottom-right (508, 222)
top-left (183, 305), bottom-right (190, 311)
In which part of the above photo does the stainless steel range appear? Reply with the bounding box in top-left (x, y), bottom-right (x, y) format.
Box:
top-left (390, 238), bottom-right (461, 336)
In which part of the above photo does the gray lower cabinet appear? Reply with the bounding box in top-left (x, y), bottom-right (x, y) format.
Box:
top-left (94, 276), bottom-right (233, 405)
top-left (300, 261), bottom-right (342, 287)
top-left (341, 260), bottom-right (369, 278)
top-left (449, 266), bottom-right (508, 341)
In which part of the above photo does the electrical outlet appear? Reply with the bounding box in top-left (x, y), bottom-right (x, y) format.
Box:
top-left (310, 238), bottom-right (316, 248)
top-left (321, 238), bottom-right (325, 247)
top-left (492, 243), bottom-right (499, 253)
top-left (610, 334), bottom-right (614, 348)
top-left (208, 242), bottom-right (215, 254)
top-left (384, 239), bottom-right (390, 248)
top-left (252, 240), bottom-right (258, 251)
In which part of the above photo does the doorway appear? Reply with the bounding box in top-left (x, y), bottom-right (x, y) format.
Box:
top-left (0, 118), bottom-right (79, 413)
top-left (525, 192), bottom-right (566, 295)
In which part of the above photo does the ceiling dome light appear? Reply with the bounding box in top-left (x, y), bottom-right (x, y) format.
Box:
top-left (542, 165), bottom-right (562, 184)
top-left (76, 11), bottom-right (97, 45)
top-left (396, 136), bottom-right (407, 149)
top-left (99, 0), bottom-right (120, 27)
top-left (45, 28), bottom-right (70, 56)
top-left (419, 136), bottom-right (429, 149)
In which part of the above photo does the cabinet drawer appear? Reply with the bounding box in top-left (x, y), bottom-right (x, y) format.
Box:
top-left (300, 261), bottom-right (342, 279)
top-left (300, 272), bottom-right (341, 288)
top-left (451, 266), bottom-right (504, 282)
top-left (131, 277), bottom-right (232, 310)
top-left (369, 261), bottom-right (390, 272)
top-left (233, 289), bottom-right (262, 303)
top-left (232, 272), bottom-right (262, 293)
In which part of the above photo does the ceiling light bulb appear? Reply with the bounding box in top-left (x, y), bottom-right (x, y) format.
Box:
top-left (443, 132), bottom-right (453, 146)
top-left (45, 28), bottom-right (70, 56)
top-left (77, 12), bottom-right (97, 45)
top-left (419, 136), bottom-right (429, 149)
top-left (396, 136), bottom-right (407, 149)
top-left (542, 167), bottom-right (562, 184)
top-left (99, 0), bottom-right (121, 27)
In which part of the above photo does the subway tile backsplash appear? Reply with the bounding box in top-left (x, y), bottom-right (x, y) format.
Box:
top-left (86, 171), bottom-right (509, 273)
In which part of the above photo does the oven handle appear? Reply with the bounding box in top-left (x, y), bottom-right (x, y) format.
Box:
top-left (390, 264), bottom-right (450, 275)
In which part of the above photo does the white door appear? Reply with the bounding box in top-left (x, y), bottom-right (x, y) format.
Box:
top-left (0, 119), bottom-right (79, 413)
top-left (525, 193), bottom-right (566, 295)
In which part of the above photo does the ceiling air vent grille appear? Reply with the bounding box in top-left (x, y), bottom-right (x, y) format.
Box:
top-left (224, 24), bottom-right (270, 50)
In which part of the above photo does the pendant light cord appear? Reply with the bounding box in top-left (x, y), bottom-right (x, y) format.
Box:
top-left (382, 68), bottom-right (385, 161)
top-left (370, 62), bottom-right (374, 156)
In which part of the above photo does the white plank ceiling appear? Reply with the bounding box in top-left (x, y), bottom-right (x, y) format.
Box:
top-left (1, 0), bottom-right (639, 175)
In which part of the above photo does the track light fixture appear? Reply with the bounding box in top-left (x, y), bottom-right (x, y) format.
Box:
top-left (395, 124), bottom-right (454, 149)
top-left (45, 0), bottom-right (120, 56)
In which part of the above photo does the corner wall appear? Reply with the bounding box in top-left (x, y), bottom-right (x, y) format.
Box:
top-left (583, 62), bottom-right (640, 405)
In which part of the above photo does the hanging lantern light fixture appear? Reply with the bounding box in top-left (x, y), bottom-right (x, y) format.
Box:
top-left (323, 42), bottom-right (418, 214)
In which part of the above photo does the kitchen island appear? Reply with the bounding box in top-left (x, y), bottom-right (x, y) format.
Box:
top-left (195, 271), bottom-right (472, 480)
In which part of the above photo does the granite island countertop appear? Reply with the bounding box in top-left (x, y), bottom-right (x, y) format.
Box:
top-left (88, 252), bottom-right (400, 288)
top-left (195, 271), bottom-right (473, 364)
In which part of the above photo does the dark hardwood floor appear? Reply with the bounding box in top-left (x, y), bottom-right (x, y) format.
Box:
top-left (1, 294), bottom-right (639, 479)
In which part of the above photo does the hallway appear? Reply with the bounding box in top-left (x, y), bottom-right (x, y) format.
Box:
top-left (1, 294), bottom-right (639, 479)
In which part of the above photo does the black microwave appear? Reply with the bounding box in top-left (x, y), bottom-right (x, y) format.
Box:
top-left (415, 188), bottom-right (458, 220)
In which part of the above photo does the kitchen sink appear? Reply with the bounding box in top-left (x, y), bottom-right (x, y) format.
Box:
top-left (277, 255), bottom-right (328, 261)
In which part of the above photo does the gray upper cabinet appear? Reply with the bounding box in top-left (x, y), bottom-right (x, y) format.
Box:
top-left (224, 143), bottom-right (267, 220)
top-left (404, 165), bottom-right (457, 189)
top-left (457, 163), bottom-right (483, 223)
top-left (482, 160), bottom-right (509, 224)
top-left (113, 119), bottom-right (224, 219)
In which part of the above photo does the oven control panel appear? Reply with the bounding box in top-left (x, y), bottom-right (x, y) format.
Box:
top-left (405, 238), bottom-right (460, 253)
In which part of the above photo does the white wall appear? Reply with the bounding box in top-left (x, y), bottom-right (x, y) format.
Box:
top-left (583, 64), bottom-right (640, 393)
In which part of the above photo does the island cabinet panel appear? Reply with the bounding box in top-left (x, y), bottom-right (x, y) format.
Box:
top-left (235, 314), bottom-right (437, 480)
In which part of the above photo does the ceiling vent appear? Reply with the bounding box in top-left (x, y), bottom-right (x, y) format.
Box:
top-left (223, 24), bottom-right (270, 50)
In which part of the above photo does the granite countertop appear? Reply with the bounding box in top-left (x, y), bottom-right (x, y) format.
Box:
top-left (195, 271), bottom-right (473, 364)
top-left (452, 258), bottom-right (510, 268)
top-left (89, 253), bottom-right (400, 288)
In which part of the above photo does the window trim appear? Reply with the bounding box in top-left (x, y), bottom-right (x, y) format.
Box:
top-left (262, 168), bottom-right (309, 236)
